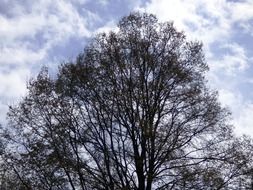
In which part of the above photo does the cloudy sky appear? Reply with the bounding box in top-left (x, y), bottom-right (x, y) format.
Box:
top-left (1, 0), bottom-right (253, 135)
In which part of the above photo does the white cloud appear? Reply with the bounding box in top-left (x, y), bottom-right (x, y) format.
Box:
top-left (230, 0), bottom-right (253, 22)
top-left (210, 43), bottom-right (249, 75)
top-left (0, 68), bottom-right (29, 99)
top-left (0, 0), bottom-right (94, 63)
top-left (218, 89), bottom-right (253, 136)
top-left (139, 0), bottom-right (230, 45)
top-left (0, 68), bottom-right (30, 124)
top-left (1, 0), bottom-right (253, 137)
top-left (218, 89), bottom-right (243, 115)
top-left (94, 20), bottom-right (118, 34)
top-left (139, 0), bottom-right (253, 48)
top-left (136, 0), bottom-right (253, 136)
top-left (0, 45), bottom-right (46, 65)
top-left (0, 0), bottom-right (95, 124)
top-left (233, 104), bottom-right (253, 135)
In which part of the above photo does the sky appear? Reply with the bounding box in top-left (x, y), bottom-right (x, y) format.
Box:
top-left (1, 0), bottom-right (253, 136)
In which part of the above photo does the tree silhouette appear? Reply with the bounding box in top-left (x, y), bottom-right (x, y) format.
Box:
top-left (2, 12), bottom-right (253, 190)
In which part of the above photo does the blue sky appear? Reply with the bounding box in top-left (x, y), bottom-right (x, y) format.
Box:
top-left (1, 0), bottom-right (253, 135)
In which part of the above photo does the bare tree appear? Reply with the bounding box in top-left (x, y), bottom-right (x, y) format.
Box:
top-left (2, 12), bottom-right (253, 190)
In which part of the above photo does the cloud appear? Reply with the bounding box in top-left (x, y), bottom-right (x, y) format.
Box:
top-left (230, 0), bottom-right (253, 22)
top-left (234, 104), bottom-right (253, 135)
top-left (0, 68), bottom-right (30, 124)
top-left (139, 0), bottom-right (253, 50)
top-left (0, 0), bottom-right (146, 125)
top-left (218, 89), bottom-right (253, 136)
top-left (95, 20), bottom-right (118, 34)
top-left (1, 0), bottom-right (253, 137)
top-left (209, 42), bottom-right (250, 75)
top-left (0, 0), bottom-right (95, 124)
top-left (219, 88), bottom-right (253, 136)
top-left (0, 45), bottom-right (46, 65)
top-left (0, 68), bottom-right (29, 99)
top-left (0, 0), bottom-right (92, 57)
top-left (139, 1), bottom-right (227, 44)
top-left (136, 0), bottom-right (253, 136)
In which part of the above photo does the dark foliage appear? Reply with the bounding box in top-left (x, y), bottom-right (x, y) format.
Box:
top-left (1, 12), bottom-right (253, 190)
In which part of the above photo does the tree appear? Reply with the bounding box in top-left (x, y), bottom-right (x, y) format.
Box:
top-left (2, 12), bottom-right (253, 190)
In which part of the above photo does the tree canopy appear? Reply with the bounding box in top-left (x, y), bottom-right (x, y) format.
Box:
top-left (1, 12), bottom-right (253, 190)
